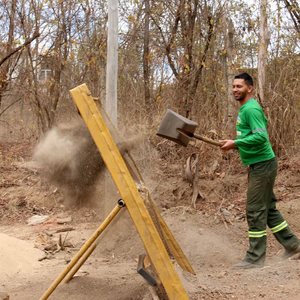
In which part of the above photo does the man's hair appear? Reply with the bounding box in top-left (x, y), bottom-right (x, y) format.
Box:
top-left (234, 72), bottom-right (254, 86)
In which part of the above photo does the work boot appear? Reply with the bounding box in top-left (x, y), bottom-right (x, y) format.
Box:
top-left (233, 260), bottom-right (264, 269)
top-left (283, 245), bottom-right (300, 259)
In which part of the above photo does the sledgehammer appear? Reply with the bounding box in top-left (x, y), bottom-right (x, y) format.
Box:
top-left (157, 109), bottom-right (222, 147)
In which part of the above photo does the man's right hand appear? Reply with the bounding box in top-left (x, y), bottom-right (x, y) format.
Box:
top-left (219, 140), bottom-right (236, 151)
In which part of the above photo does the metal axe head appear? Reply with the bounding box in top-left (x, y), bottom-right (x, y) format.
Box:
top-left (156, 109), bottom-right (198, 147)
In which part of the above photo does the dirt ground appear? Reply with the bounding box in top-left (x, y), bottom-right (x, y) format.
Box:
top-left (0, 141), bottom-right (300, 300)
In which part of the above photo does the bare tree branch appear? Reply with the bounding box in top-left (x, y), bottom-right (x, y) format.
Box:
top-left (282, 0), bottom-right (300, 32)
top-left (0, 98), bottom-right (22, 117)
top-left (190, 12), bottom-right (215, 96)
top-left (150, 1), bottom-right (183, 79)
top-left (0, 31), bottom-right (40, 67)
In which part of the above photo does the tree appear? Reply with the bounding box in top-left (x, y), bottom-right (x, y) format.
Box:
top-left (282, 0), bottom-right (300, 32)
top-left (0, 0), bottom-right (298, 155)
top-left (0, 0), bottom-right (17, 108)
top-left (151, 0), bottom-right (221, 118)
top-left (143, 0), bottom-right (151, 124)
top-left (222, 12), bottom-right (236, 132)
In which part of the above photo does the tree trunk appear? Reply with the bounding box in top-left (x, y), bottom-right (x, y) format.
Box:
top-left (283, 0), bottom-right (300, 32)
top-left (158, 0), bottom-right (215, 119)
top-left (143, 0), bottom-right (151, 124)
top-left (223, 14), bottom-right (236, 133)
top-left (0, 0), bottom-right (16, 108)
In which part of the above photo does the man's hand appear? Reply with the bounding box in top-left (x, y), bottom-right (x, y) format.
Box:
top-left (219, 139), bottom-right (236, 151)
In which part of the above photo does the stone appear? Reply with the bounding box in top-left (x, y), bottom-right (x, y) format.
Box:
top-left (0, 292), bottom-right (9, 300)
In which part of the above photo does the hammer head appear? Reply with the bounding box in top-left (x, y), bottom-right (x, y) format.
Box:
top-left (156, 109), bottom-right (198, 147)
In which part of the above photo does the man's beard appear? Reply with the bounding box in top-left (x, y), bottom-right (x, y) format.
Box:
top-left (234, 92), bottom-right (247, 101)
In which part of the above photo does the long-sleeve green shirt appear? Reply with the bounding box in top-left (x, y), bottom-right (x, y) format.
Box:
top-left (234, 98), bottom-right (275, 166)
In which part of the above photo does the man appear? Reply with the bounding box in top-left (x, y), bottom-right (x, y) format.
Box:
top-left (220, 72), bottom-right (300, 269)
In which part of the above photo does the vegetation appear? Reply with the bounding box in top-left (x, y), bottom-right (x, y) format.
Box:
top-left (0, 0), bottom-right (299, 155)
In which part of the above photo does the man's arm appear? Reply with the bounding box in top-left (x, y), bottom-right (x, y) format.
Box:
top-left (235, 108), bottom-right (268, 147)
top-left (220, 108), bottom-right (269, 151)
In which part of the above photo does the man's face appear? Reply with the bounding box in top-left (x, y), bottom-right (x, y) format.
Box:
top-left (232, 79), bottom-right (252, 101)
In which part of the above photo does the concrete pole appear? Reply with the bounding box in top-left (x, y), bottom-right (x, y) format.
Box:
top-left (105, 0), bottom-right (118, 126)
top-left (104, 0), bottom-right (119, 214)
top-left (258, 0), bottom-right (269, 107)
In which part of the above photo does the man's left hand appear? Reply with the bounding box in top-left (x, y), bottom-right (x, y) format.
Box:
top-left (219, 140), bottom-right (236, 151)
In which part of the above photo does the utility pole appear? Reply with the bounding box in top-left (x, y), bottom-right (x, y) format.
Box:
top-left (104, 0), bottom-right (119, 215)
top-left (258, 0), bottom-right (269, 107)
top-left (105, 0), bottom-right (118, 126)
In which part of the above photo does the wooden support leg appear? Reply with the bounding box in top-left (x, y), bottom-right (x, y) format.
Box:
top-left (64, 242), bottom-right (97, 283)
top-left (39, 199), bottom-right (125, 300)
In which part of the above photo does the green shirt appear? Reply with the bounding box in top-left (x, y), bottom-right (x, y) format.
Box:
top-left (234, 98), bottom-right (275, 166)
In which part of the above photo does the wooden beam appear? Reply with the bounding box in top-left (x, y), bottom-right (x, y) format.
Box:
top-left (147, 195), bottom-right (195, 275)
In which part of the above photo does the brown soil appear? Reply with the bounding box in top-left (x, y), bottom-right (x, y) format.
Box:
top-left (0, 141), bottom-right (300, 300)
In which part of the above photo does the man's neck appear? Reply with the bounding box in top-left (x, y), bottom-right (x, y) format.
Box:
top-left (239, 95), bottom-right (253, 106)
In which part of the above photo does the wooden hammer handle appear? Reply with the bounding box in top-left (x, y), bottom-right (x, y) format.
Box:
top-left (193, 133), bottom-right (222, 147)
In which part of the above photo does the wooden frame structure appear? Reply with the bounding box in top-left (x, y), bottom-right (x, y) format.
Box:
top-left (39, 84), bottom-right (194, 300)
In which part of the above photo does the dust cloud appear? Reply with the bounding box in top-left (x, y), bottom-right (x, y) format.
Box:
top-left (32, 119), bottom-right (136, 206)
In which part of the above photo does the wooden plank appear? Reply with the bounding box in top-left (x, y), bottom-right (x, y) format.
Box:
top-left (123, 152), bottom-right (195, 275)
top-left (147, 196), bottom-right (196, 275)
top-left (70, 84), bottom-right (189, 300)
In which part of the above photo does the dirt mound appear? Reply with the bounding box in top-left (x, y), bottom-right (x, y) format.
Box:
top-left (0, 233), bottom-right (44, 280)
